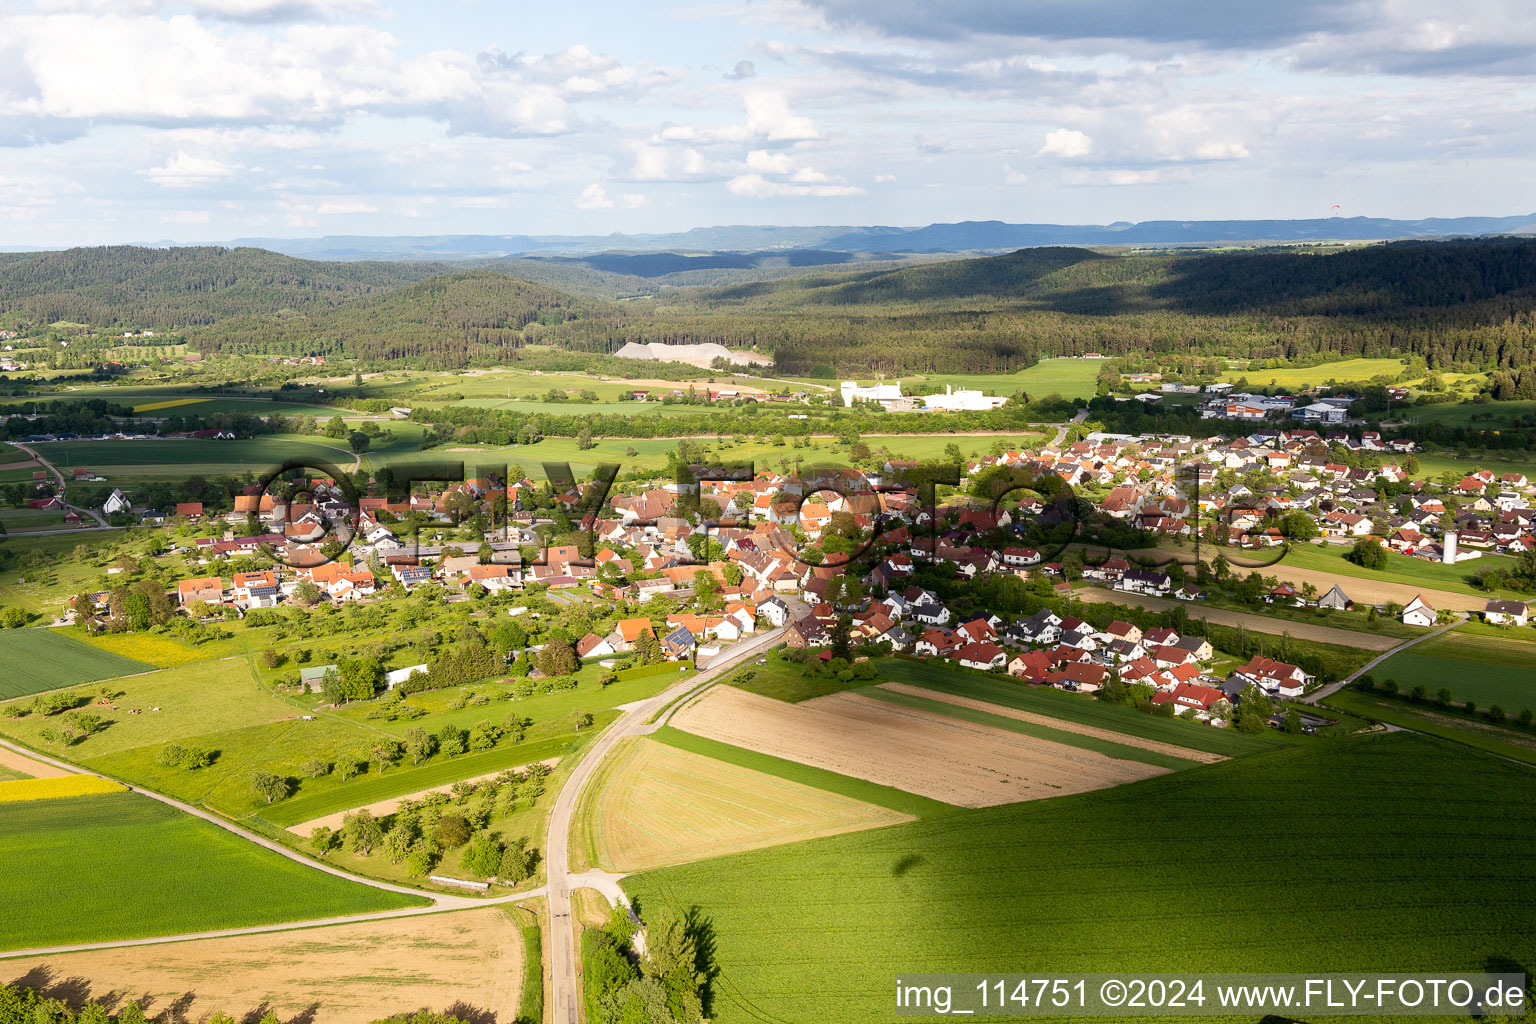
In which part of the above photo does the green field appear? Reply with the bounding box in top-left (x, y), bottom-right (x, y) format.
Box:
top-left (652, 727), bottom-right (955, 818)
top-left (839, 360), bottom-right (1101, 403)
top-left (30, 436), bottom-right (359, 482)
top-left (0, 628), bottom-right (151, 699)
top-left (0, 657), bottom-right (295, 754)
top-left (418, 430), bottom-right (1045, 482)
top-left (1274, 540), bottom-right (1518, 598)
top-left (1405, 399), bottom-right (1536, 430)
top-left (1220, 357), bottom-right (1408, 389)
top-left (0, 791), bottom-right (424, 950)
top-left (1370, 629), bottom-right (1536, 710)
top-left (1322, 689), bottom-right (1536, 765)
top-left (1, 643), bottom-right (668, 823)
top-left (0, 507), bottom-right (70, 533)
top-left (877, 659), bottom-right (1283, 757)
top-left (626, 734), bottom-right (1536, 1024)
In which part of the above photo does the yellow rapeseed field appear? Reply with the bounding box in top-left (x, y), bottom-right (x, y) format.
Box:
top-left (0, 775), bottom-right (125, 802)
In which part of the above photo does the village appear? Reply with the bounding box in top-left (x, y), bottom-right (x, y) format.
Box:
top-left (47, 419), bottom-right (1536, 735)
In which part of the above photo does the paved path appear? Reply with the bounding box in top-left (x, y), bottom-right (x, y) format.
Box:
top-left (1302, 614), bottom-right (1467, 705)
top-left (545, 628), bottom-right (786, 1024)
top-left (286, 757), bottom-right (562, 835)
top-left (12, 441), bottom-right (112, 529)
top-left (0, 736), bottom-right (549, 960)
top-left (1076, 587), bottom-right (1404, 650)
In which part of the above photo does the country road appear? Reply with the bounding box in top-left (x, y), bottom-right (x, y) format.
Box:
top-left (1052, 408), bottom-right (1089, 447)
top-left (544, 627), bottom-right (787, 1024)
top-left (0, 735), bottom-right (544, 960)
top-left (1302, 614), bottom-right (1467, 705)
top-left (12, 441), bottom-right (113, 530)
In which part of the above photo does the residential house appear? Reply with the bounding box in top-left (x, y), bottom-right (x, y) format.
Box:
top-left (1484, 599), bottom-right (1529, 627)
top-left (1401, 593), bottom-right (1437, 627)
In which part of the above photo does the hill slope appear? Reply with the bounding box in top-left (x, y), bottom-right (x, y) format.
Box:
top-left (193, 269), bottom-right (592, 367)
top-left (627, 732), bottom-right (1536, 1024)
top-left (0, 246), bottom-right (447, 328)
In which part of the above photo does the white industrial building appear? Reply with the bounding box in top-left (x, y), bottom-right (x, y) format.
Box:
top-left (918, 384), bottom-right (1009, 412)
top-left (840, 380), bottom-right (1008, 412)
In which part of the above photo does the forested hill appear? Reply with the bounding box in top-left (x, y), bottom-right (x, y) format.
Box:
top-left (192, 270), bottom-right (592, 368)
top-left (694, 238), bottom-right (1536, 316)
top-left (0, 246), bottom-right (446, 328)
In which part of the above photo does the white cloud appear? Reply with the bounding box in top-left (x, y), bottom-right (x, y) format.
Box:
top-left (575, 182), bottom-right (614, 208)
top-left (745, 149), bottom-right (794, 174)
top-left (159, 209), bottom-right (211, 223)
top-left (1003, 163), bottom-right (1028, 185)
top-left (142, 151), bottom-right (238, 186)
top-left (1038, 128), bottom-right (1093, 158)
top-left (726, 173), bottom-right (863, 198)
top-left (621, 192), bottom-right (646, 208)
top-left (744, 91), bottom-right (820, 141)
top-left (874, 172), bottom-right (896, 182)
top-left (315, 198), bottom-right (377, 214)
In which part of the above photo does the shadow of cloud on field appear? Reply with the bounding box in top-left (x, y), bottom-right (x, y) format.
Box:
top-left (890, 853), bottom-right (924, 876)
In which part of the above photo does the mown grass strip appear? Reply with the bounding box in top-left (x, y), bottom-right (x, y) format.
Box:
top-left (0, 774), bottom-right (124, 802)
top-left (1321, 690), bottom-right (1536, 767)
top-left (261, 732), bottom-right (583, 827)
top-left (856, 686), bottom-right (1195, 771)
top-left (879, 659), bottom-right (1282, 757)
top-left (652, 726), bottom-right (957, 818)
top-left (509, 905), bottom-right (544, 1024)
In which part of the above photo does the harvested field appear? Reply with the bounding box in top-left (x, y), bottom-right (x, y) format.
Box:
top-left (583, 738), bottom-right (909, 872)
top-left (0, 747), bottom-right (67, 779)
top-left (287, 756), bottom-right (562, 836)
top-left (669, 686), bottom-right (1166, 807)
top-left (876, 683), bottom-right (1226, 764)
top-left (1076, 588), bottom-right (1402, 650)
top-left (4, 907), bottom-right (521, 1024)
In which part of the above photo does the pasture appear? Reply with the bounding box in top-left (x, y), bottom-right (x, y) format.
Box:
top-left (576, 737), bottom-right (909, 872)
top-left (0, 657), bottom-right (295, 757)
top-left (72, 630), bottom-right (217, 668)
top-left (668, 685), bottom-right (1167, 807)
top-left (0, 629), bottom-right (151, 699)
top-left (4, 906), bottom-right (523, 1024)
top-left (626, 734), bottom-right (1536, 1024)
top-left (0, 792), bottom-right (423, 951)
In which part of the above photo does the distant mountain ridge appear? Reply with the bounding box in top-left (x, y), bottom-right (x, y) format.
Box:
top-left (212, 214), bottom-right (1536, 261)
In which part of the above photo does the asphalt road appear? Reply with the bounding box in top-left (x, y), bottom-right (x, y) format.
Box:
top-left (544, 627), bottom-right (787, 1024)
top-left (1302, 614), bottom-right (1466, 705)
top-left (12, 441), bottom-right (113, 530)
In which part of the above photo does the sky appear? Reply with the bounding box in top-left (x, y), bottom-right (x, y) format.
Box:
top-left (2, 0), bottom-right (1535, 245)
